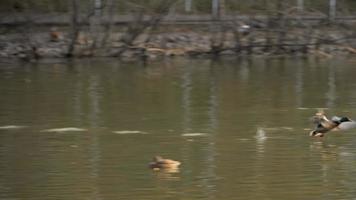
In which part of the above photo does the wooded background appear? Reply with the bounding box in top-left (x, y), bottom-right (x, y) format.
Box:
top-left (2, 0), bottom-right (356, 15)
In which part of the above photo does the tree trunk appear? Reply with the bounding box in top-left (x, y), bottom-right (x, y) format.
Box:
top-left (67, 0), bottom-right (80, 57)
top-left (212, 0), bottom-right (219, 19)
top-left (219, 0), bottom-right (225, 18)
top-left (94, 0), bottom-right (102, 16)
top-left (329, 0), bottom-right (337, 22)
top-left (276, 0), bottom-right (287, 53)
top-left (90, 0), bottom-right (103, 51)
top-left (297, 0), bottom-right (304, 12)
top-left (185, 0), bottom-right (192, 12)
top-left (101, 0), bottom-right (115, 47)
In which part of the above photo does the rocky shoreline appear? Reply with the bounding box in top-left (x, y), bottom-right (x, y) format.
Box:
top-left (1, 25), bottom-right (356, 61)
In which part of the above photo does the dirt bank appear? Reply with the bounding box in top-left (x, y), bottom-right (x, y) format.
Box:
top-left (1, 22), bottom-right (356, 61)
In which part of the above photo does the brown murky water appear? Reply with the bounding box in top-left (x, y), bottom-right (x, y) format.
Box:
top-left (1, 57), bottom-right (356, 200)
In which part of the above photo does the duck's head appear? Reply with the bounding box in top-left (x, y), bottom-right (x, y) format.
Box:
top-left (153, 156), bottom-right (164, 162)
top-left (340, 117), bottom-right (351, 123)
top-left (331, 116), bottom-right (351, 124)
top-left (149, 156), bottom-right (163, 170)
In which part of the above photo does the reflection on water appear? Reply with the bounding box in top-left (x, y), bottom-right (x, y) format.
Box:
top-left (0, 125), bottom-right (27, 129)
top-left (309, 139), bottom-right (356, 199)
top-left (326, 65), bottom-right (336, 108)
top-left (181, 133), bottom-right (208, 137)
top-left (1, 57), bottom-right (356, 200)
top-left (153, 169), bottom-right (181, 180)
top-left (40, 127), bottom-right (87, 132)
top-left (255, 127), bottom-right (267, 154)
top-left (113, 130), bottom-right (148, 134)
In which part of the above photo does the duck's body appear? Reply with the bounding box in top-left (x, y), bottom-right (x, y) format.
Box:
top-left (310, 124), bottom-right (333, 137)
top-left (331, 116), bottom-right (356, 130)
top-left (149, 156), bottom-right (181, 170)
top-left (310, 112), bottom-right (356, 137)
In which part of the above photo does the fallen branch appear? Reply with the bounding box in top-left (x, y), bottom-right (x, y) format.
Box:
top-left (311, 50), bottom-right (333, 58)
top-left (342, 46), bottom-right (356, 54)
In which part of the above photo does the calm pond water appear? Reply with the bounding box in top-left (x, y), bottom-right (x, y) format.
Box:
top-left (1, 57), bottom-right (356, 200)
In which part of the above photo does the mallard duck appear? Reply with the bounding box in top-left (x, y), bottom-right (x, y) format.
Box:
top-left (310, 112), bottom-right (356, 137)
top-left (149, 156), bottom-right (181, 170)
top-left (310, 112), bottom-right (337, 137)
top-left (331, 116), bottom-right (356, 131)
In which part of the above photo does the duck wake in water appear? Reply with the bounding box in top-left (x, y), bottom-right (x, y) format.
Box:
top-left (41, 127), bottom-right (87, 133)
top-left (0, 125), bottom-right (26, 130)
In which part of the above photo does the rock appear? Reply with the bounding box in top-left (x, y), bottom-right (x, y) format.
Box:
top-left (17, 53), bottom-right (27, 59)
top-left (177, 35), bottom-right (188, 42)
top-left (15, 46), bottom-right (24, 52)
top-left (0, 52), bottom-right (8, 57)
top-left (120, 49), bottom-right (139, 58)
top-left (147, 53), bottom-right (157, 59)
top-left (166, 35), bottom-right (176, 42)
top-left (220, 50), bottom-right (236, 55)
top-left (37, 47), bottom-right (64, 58)
top-left (165, 43), bottom-right (176, 49)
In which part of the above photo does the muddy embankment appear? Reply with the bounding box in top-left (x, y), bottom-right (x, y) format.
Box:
top-left (1, 17), bottom-right (356, 61)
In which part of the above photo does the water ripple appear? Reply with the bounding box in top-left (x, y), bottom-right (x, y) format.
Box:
top-left (0, 125), bottom-right (27, 130)
top-left (40, 127), bottom-right (87, 133)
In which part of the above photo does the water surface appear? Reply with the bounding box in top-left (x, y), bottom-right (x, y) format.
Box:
top-left (1, 57), bottom-right (356, 200)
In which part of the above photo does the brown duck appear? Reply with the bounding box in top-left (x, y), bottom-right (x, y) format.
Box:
top-left (149, 156), bottom-right (181, 170)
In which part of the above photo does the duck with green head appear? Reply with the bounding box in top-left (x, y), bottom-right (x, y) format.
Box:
top-left (310, 111), bottom-right (356, 137)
